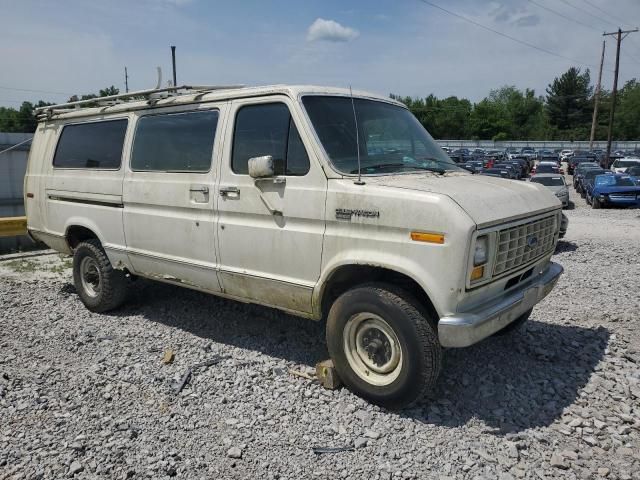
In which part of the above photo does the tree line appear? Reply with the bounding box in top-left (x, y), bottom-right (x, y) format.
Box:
top-left (2, 68), bottom-right (640, 140)
top-left (0, 86), bottom-right (120, 133)
top-left (391, 67), bottom-right (640, 141)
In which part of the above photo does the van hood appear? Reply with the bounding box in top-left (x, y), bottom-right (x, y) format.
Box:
top-left (368, 173), bottom-right (561, 228)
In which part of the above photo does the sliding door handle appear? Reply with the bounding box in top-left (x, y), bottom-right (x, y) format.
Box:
top-left (189, 186), bottom-right (209, 194)
top-left (219, 186), bottom-right (240, 197)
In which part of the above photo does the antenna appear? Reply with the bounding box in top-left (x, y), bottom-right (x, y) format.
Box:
top-left (155, 67), bottom-right (162, 89)
top-left (350, 86), bottom-right (365, 185)
top-left (171, 46), bottom-right (177, 88)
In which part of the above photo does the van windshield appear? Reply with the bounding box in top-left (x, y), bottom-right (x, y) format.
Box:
top-left (302, 96), bottom-right (459, 175)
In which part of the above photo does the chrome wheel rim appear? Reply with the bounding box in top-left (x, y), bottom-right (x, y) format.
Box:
top-left (343, 313), bottom-right (403, 386)
top-left (80, 256), bottom-right (101, 298)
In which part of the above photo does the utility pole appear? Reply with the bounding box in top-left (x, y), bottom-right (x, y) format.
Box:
top-left (603, 28), bottom-right (638, 168)
top-left (589, 41), bottom-right (605, 151)
top-left (124, 66), bottom-right (129, 93)
top-left (170, 46), bottom-right (177, 87)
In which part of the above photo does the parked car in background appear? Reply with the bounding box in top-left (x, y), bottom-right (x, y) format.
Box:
top-left (532, 162), bottom-right (563, 175)
top-left (520, 147), bottom-right (537, 166)
top-left (510, 157), bottom-right (530, 177)
top-left (626, 165), bottom-right (640, 183)
top-left (460, 160), bottom-right (484, 174)
top-left (560, 149), bottom-right (574, 162)
top-left (587, 174), bottom-right (640, 209)
top-left (504, 159), bottom-right (528, 178)
top-left (530, 174), bottom-right (569, 208)
top-left (484, 150), bottom-right (506, 165)
top-left (578, 168), bottom-right (610, 197)
top-left (472, 148), bottom-right (486, 157)
top-left (505, 147), bottom-right (520, 159)
top-left (567, 156), bottom-right (596, 175)
top-left (538, 150), bottom-right (559, 163)
top-left (449, 148), bottom-right (473, 163)
top-left (493, 163), bottom-right (519, 179)
top-left (573, 162), bottom-right (601, 189)
top-left (610, 158), bottom-right (640, 173)
top-left (481, 168), bottom-right (511, 178)
top-left (603, 153), bottom-right (624, 169)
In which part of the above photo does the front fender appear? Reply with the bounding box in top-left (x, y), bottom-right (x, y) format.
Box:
top-left (313, 245), bottom-right (464, 321)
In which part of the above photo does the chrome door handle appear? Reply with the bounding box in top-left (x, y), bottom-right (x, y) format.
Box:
top-left (189, 186), bottom-right (209, 194)
top-left (219, 186), bottom-right (240, 197)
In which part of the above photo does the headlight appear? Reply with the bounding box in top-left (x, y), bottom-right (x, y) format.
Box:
top-left (474, 235), bottom-right (489, 266)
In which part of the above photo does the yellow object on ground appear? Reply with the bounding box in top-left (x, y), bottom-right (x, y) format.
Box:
top-left (0, 216), bottom-right (27, 238)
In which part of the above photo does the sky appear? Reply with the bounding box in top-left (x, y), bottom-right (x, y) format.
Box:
top-left (1, 0), bottom-right (640, 109)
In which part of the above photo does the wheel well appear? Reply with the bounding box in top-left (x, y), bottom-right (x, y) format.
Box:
top-left (66, 225), bottom-right (99, 249)
top-left (320, 265), bottom-right (439, 321)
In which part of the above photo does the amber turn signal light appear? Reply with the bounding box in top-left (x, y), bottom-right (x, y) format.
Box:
top-left (410, 231), bottom-right (445, 244)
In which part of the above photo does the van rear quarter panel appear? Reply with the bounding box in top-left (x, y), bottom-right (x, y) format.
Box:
top-left (25, 124), bottom-right (57, 234)
top-left (33, 115), bottom-right (131, 256)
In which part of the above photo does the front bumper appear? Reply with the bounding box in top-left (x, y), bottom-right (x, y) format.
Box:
top-left (600, 196), bottom-right (640, 206)
top-left (438, 262), bottom-right (563, 347)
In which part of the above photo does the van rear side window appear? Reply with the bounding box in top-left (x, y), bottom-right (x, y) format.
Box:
top-left (53, 119), bottom-right (128, 169)
top-left (131, 110), bottom-right (219, 172)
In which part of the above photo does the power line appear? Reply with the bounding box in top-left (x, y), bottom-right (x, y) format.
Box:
top-left (529, 0), bottom-right (640, 69)
top-left (558, 0), bottom-right (617, 28)
top-left (580, 0), bottom-right (636, 29)
top-left (0, 86), bottom-right (72, 96)
top-left (576, 0), bottom-right (640, 61)
top-left (529, 0), bottom-right (600, 32)
top-left (417, 0), bottom-right (601, 69)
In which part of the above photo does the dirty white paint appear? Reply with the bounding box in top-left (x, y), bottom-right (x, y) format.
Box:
top-left (24, 85), bottom-right (562, 332)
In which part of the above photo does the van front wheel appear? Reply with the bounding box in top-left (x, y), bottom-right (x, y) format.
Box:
top-left (326, 284), bottom-right (441, 409)
top-left (72, 239), bottom-right (127, 312)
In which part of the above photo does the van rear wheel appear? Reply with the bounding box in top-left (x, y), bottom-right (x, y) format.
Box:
top-left (326, 283), bottom-right (441, 409)
top-left (72, 239), bottom-right (127, 312)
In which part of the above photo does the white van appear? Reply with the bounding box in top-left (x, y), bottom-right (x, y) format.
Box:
top-left (25, 85), bottom-right (563, 407)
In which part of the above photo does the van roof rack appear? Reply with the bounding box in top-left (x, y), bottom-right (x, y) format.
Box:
top-left (35, 84), bottom-right (245, 119)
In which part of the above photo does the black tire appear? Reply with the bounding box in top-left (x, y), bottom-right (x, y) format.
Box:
top-left (72, 239), bottom-right (128, 312)
top-left (326, 283), bottom-right (441, 409)
top-left (492, 308), bottom-right (532, 336)
top-left (592, 197), bottom-right (601, 209)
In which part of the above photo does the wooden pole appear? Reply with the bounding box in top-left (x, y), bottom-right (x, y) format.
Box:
top-left (589, 41), bottom-right (605, 151)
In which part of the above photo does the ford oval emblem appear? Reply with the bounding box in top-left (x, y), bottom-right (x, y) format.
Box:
top-left (526, 235), bottom-right (539, 248)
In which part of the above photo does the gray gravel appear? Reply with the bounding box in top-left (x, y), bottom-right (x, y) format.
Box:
top-left (1, 184), bottom-right (639, 479)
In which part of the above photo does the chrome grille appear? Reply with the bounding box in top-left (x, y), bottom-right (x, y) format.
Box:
top-left (494, 215), bottom-right (557, 276)
top-left (609, 193), bottom-right (638, 200)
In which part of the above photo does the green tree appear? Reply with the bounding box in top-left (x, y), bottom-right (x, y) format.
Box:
top-left (469, 97), bottom-right (510, 140)
top-left (391, 93), bottom-right (471, 139)
top-left (0, 100), bottom-right (53, 133)
top-left (614, 80), bottom-right (640, 140)
top-left (99, 86), bottom-right (119, 97)
top-left (545, 67), bottom-right (593, 137)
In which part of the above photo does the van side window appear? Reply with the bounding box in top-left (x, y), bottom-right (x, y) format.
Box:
top-left (131, 110), bottom-right (218, 172)
top-left (53, 119), bottom-right (128, 169)
top-left (232, 103), bottom-right (310, 175)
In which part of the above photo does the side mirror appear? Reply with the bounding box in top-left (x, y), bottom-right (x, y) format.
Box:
top-left (248, 155), bottom-right (274, 179)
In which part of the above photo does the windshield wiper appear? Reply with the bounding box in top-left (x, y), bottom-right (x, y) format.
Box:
top-left (415, 156), bottom-right (464, 169)
top-left (350, 163), bottom-right (445, 174)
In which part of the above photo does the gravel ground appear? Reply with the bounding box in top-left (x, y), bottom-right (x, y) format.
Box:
top-left (1, 182), bottom-right (639, 480)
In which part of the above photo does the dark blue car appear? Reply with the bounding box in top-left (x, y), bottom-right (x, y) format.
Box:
top-left (587, 174), bottom-right (640, 209)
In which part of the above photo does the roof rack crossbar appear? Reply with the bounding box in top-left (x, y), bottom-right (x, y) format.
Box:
top-left (35, 84), bottom-right (245, 114)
